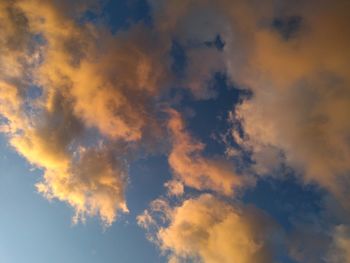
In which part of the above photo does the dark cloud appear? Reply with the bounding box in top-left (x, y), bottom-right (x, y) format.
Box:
top-left (272, 16), bottom-right (302, 40)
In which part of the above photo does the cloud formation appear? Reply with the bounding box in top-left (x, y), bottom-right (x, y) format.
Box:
top-left (0, 0), bottom-right (169, 225)
top-left (223, 0), bottom-right (350, 213)
top-left (328, 225), bottom-right (350, 263)
top-left (139, 194), bottom-right (282, 263)
top-left (1, 1), bottom-right (349, 262)
top-left (150, 0), bottom-right (350, 210)
top-left (141, 1), bottom-right (350, 262)
top-left (167, 109), bottom-right (250, 196)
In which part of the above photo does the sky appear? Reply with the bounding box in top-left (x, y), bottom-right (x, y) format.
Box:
top-left (0, 0), bottom-right (349, 263)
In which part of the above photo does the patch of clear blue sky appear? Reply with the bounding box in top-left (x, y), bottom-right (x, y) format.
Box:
top-left (0, 133), bottom-right (165, 263)
top-left (0, 1), bottom-right (323, 262)
top-left (81, 0), bottom-right (152, 32)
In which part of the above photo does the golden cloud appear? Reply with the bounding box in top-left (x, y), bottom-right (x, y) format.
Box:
top-left (139, 194), bottom-right (281, 263)
top-left (150, 0), bottom-right (350, 210)
top-left (167, 109), bottom-right (251, 196)
top-left (0, 0), bottom-right (169, 225)
top-left (224, 0), bottom-right (350, 213)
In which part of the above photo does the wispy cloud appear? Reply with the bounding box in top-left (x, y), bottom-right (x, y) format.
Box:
top-left (167, 109), bottom-right (252, 196)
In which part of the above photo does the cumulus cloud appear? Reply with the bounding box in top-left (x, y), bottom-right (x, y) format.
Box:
top-left (19, 0), bottom-right (169, 141)
top-left (37, 145), bottom-right (129, 226)
top-left (167, 109), bottom-right (251, 196)
top-left (1, 8), bottom-right (349, 263)
top-left (150, 0), bottom-right (350, 211)
top-left (0, 0), bottom-right (169, 225)
top-left (2, 84), bottom-right (128, 225)
top-left (221, 0), bottom-right (350, 213)
top-left (139, 194), bottom-right (282, 263)
top-left (140, 1), bottom-right (350, 261)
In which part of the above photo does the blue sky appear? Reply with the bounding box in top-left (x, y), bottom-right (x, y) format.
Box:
top-left (0, 133), bottom-right (165, 263)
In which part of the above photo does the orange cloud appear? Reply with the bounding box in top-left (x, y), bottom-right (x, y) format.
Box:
top-left (140, 2), bottom-right (350, 260)
top-left (164, 180), bottom-right (184, 197)
top-left (167, 109), bottom-right (251, 196)
top-left (139, 194), bottom-right (281, 263)
top-left (1, 86), bottom-right (128, 225)
top-left (0, 0), bottom-right (168, 225)
top-left (150, 0), bottom-right (350, 211)
top-left (223, 0), bottom-right (350, 213)
top-left (17, 0), bottom-right (169, 142)
top-left (37, 146), bottom-right (129, 226)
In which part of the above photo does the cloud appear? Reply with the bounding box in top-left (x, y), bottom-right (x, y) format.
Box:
top-left (141, 1), bottom-right (350, 261)
top-left (139, 194), bottom-right (282, 263)
top-left (167, 109), bottom-right (251, 196)
top-left (2, 84), bottom-right (128, 225)
top-left (18, 0), bottom-right (169, 141)
top-left (149, 0), bottom-right (350, 211)
top-left (286, 217), bottom-right (332, 263)
top-left (328, 225), bottom-right (350, 263)
top-left (0, 7), bottom-right (348, 262)
top-left (221, 0), bottom-right (350, 213)
top-left (37, 145), bottom-right (129, 226)
top-left (164, 180), bottom-right (184, 197)
top-left (0, 0), bottom-right (170, 225)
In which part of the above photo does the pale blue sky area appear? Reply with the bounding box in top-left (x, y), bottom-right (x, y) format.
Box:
top-left (0, 133), bottom-right (166, 263)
